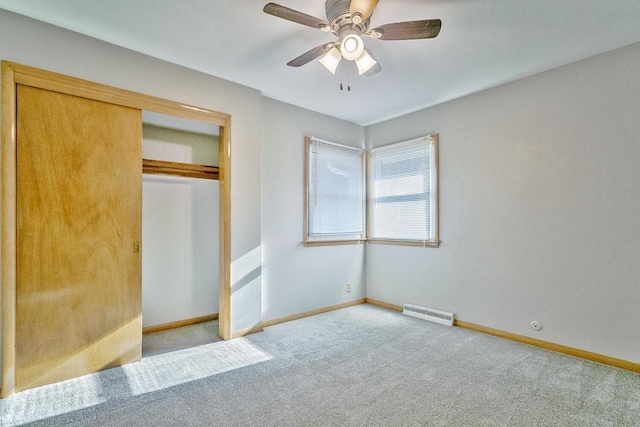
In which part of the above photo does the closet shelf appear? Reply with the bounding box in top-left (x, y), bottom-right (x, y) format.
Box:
top-left (142, 158), bottom-right (219, 180)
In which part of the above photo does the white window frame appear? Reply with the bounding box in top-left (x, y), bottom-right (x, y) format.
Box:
top-left (304, 136), bottom-right (366, 247)
top-left (367, 134), bottom-right (440, 248)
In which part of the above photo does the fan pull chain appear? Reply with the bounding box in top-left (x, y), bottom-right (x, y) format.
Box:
top-left (338, 63), bottom-right (353, 92)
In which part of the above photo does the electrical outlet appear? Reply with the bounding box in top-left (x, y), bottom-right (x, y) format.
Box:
top-left (346, 282), bottom-right (351, 293)
top-left (531, 320), bottom-right (542, 331)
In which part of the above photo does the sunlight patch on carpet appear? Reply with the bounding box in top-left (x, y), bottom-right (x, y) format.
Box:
top-left (0, 338), bottom-right (273, 426)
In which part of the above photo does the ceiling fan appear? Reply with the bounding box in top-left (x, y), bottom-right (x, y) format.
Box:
top-left (263, 0), bottom-right (441, 78)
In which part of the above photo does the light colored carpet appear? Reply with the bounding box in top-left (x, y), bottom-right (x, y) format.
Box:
top-left (142, 320), bottom-right (221, 357)
top-left (1, 304), bottom-right (639, 426)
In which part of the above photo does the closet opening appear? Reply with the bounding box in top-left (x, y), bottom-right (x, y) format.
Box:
top-left (140, 111), bottom-right (221, 357)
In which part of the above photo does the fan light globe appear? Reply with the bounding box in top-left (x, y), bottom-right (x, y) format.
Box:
top-left (344, 38), bottom-right (357, 52)
top-left (319, 47), bottom-right (342, 74)
top-left (355, 49), bottom-right (377, 75)
top-left (340, 34), bottom-right (364, 61)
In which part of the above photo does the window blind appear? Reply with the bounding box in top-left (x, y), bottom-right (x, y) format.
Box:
top-left (308, 138), bottom-right (364, 238)
top-left (370, 137), bottom-right (435, 241)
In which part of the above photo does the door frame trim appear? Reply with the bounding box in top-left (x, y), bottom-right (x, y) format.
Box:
top-left (1, 61), bottom-right (233, 397)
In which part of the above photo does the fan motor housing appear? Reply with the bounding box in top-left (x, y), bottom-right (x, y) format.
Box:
top-left (325, 0), bottom-right (370, 35)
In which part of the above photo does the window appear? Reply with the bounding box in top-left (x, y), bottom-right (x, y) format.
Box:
top-left (368, 135), bottom-right (439, 247)
top-left (303, 134), bottom-right (439, 248)
top-left (305, 137), bottom-right (365, 246)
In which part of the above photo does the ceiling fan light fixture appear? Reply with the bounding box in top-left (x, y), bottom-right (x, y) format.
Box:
top-left (319, 47), bottom-right (342, 74)
top-left (263, 1), bottom-right (440, 80)
top-left (340, 33), bottom-right (364, 61)
top-left (363, 60), bottom-right (382, 77)
top-left (355, 48), bottom-right (377, 75)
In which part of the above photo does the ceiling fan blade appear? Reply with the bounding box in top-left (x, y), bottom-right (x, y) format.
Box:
top-left (264, 3), bottom-right (329, 30)
top-left (287, 43), bottom-right (335, 67)
top-left (371, 19), bottom-right (442, 40)
top-left (350, 0), bottom-right (379, 21)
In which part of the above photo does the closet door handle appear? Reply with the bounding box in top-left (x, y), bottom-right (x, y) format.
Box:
top-left (133, 242), bottom-right (140, 253)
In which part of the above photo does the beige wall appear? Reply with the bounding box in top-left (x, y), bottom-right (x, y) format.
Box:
top-left (366, 42), bottom-right (640, 363)
top-left (260, 98), bottom-right (366, 322)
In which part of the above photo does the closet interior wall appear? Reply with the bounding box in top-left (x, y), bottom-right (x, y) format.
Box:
top-left (141, 112), bottom-right (220, 328)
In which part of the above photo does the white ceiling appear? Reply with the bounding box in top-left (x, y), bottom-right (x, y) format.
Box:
top-left (1, 0), bottom-right (640, 125)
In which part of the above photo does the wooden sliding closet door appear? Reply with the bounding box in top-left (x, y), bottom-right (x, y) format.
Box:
top-left (15, 85), bottom-right (142, 392)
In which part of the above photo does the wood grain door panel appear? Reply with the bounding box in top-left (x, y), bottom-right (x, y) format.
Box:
top-left (16, 85), bottom-right (142, 392)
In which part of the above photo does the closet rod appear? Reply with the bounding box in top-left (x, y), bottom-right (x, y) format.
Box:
top-left (142, 158), bottom-right (219, 180)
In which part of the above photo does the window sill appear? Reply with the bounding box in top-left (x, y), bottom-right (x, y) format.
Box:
top-left (303, 239), bottom-right (366, 247)
top-left (367, 239), bottom-right (440, 248)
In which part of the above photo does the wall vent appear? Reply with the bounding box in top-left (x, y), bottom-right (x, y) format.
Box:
top-left (402, 303), bottom-right (454, 326)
